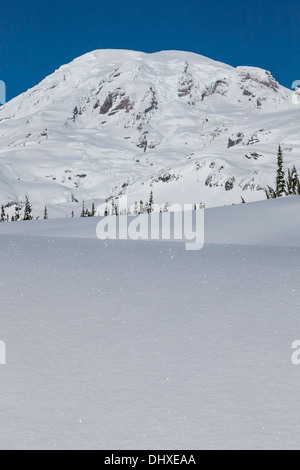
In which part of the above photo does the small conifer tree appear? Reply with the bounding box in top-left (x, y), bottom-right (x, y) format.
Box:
top-left (276, 145), bottom-right (286, 197)
top-left (15, 205), bottom-right (20, 221)
top-left (291, 166), bottom-right (300, 195)
top-left (1, 205), bottom-right (5, 222)
top-left (139, 200), bottom-right (144, 214)
top-left (81, 201), bottom-right (85, 218)
top-left (111, 200), bottom-right (116, 216)
top-left (23, 196), bottom-right (33, 221)
top-left (149, 191), bottom-right (154, 213)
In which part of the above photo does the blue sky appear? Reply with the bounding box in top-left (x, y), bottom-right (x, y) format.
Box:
top-left (0, 0), bottom-right (299, 100)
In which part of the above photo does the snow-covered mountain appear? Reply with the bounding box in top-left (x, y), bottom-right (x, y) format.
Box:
top-left (0, 49), bottom-right (299, 215)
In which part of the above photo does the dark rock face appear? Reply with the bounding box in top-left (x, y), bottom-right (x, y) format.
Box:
top-left (100, 94), bottom-right (114, 114)
top-left (228, 133), bottom-right (244, 148)
top-left (240, 70), bottom-right (279, 93)
top-left (178, 76), bottom-right (194, 98)
top-left (202, 79), bottom-right (228, 101)
top-left (136, 133), bottom-right (148, 152)
top-left (144, 88), bottom-right (158, 114)
top-left (225, 177), bottom-right (236, 191)
top-left (109, 98), bottom-right (133, 115)
top-left (100, 90), bottom-right (134, 115)
top-left (243, 89), bottom-right (254, 97)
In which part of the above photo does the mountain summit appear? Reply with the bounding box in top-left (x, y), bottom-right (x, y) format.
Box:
top-left (0, 49), bottom-right (298, 214)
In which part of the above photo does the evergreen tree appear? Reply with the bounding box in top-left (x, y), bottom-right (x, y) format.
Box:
top-left (265, 185), bottom-right (277, 200)
top-left (111, 200), bottom-right (119, 216)
top-left (81, 201), bottom-right (85, 218)
top-left (287, 168), bottom-right (293, 195)
top-left (134, 201), bottom-right (138, 215)
top-left (23, 196), bottom-right (33, 221)
top-left (91, 202), bottom-right (96, 217)
top-left (276, 145), bottom-right (286, 197)
top-left (44, 206), bottom-right (48, 220)
top-left (291, 166), bottom-right (300, 195)
top-left (71, 210), bottom-right (74, 218)
top-left (284, 165), bottom-right (300, 196)
top-left (0, 205), bottom-right (5, 222)
top-left (149, 191), bottom-right (154, 213)
top-left (15, 205), bottom-right (20, 221)
top-left (139, 200), bottom-right (144, 214)
top-left (111, 200), bottom-right (116, 216)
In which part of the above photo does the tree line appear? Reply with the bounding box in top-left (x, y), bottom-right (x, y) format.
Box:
top-left (0, 196), bottom-right (49, 222)
top-left (265, 145), bottom-right (300, 199)
top-left (0, 191), bottom-right (206, 223)
top-left (81, 191), bottom-right (206, 217)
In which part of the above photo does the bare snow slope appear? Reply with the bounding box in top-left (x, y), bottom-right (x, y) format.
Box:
top-left (0, 49), bottom-right (300, 216)
top-left (0, 198), bottom-right (300, 450)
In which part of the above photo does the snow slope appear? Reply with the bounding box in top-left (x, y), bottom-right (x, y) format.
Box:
top-left (0, 198), bottom-right (300, 450)
top-left (0, 49), bottom-right (299, 218)
top-left (0, 196), bottom-right (299, 247)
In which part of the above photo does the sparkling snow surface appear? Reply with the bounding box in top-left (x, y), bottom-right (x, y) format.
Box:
top-left (0, 198), bottom-right (300, 450)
